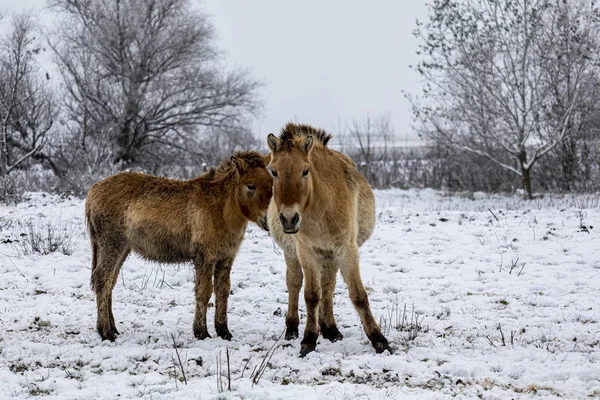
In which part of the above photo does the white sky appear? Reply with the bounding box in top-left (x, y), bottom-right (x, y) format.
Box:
top-left (1, 0), bottom-right (428, 143)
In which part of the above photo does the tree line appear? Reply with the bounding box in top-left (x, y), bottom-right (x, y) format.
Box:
top-left (1, 0), bottom-right (599, 202)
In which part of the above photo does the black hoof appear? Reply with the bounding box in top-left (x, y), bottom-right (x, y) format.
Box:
top-left (321, 326), bottom-right (343, 342)
top-left (299, 332), bottom-right (318, 357)
top-left (216, 326), bottom-right (233, 341)
top-left (299, 343), bottom-right (316, 357)
top-left (285, 328), bottom-right (299, 340)
top-left (373, 340), bottom-right (394, 354)
top-left (98, 327), bottom-right (118, 342)
top-left (194, 328), bottom-right (212, 340)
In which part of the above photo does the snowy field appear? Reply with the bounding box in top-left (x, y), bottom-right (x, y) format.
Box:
top-left (1, 189), bottom-right (599, 399)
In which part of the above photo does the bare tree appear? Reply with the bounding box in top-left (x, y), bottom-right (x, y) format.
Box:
top-left (48, 0), bottom-right (262, 171)
top-left (408, 0), bottom-right (600, 199)
top-left (0, 12), bottom-right (56, 176)
top-left (346, 115), bottom-right (395, 185)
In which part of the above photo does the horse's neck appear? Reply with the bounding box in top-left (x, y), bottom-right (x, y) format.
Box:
top-left (222, 188), bottom-right (247, 232)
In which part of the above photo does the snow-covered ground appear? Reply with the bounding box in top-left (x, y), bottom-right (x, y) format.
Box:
top-left (1, 189), bottom-right (599, 399)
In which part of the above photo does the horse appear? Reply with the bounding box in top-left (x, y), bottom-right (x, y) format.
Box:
top-left (85, 151), bottom-right (272, 342)
top-left (265, 123), bottom-right (392, 356)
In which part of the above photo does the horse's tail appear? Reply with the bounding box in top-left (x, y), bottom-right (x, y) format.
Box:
top-left (85, 199), bottom-right (98, 291)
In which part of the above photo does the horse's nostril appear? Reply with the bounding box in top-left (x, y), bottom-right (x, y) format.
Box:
top-left (291, 213), bottom-right (300, 225)
top-left (279, 214), bottom-right (286, 224)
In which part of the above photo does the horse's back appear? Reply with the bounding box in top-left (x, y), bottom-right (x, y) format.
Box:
top-left (322, 149), bottom-right (376, 247)
top-left (338, 154), bottom-right (375, 246)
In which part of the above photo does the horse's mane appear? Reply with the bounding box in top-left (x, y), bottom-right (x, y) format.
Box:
top-left (279, 123), bottom-right (332, 147)
top-left (199, 151), bottom-right (266, 182)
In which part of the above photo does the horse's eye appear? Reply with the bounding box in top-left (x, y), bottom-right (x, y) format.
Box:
top-left (246, 184), bottom-right (256, 191)
top-left (302, 168), bottom-right (309, 177)
top-left (270, 169), bottom-right (278, 178)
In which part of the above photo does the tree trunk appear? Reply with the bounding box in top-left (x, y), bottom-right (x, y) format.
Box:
top-left (522, 167), bottom-right (533, 200)
top-left (518, 150), bottom-right (533, 200)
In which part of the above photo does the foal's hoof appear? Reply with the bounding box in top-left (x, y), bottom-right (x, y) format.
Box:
top-left (285, 328), bottom-right (299, 341)
top-left (98, 327), bottom-right (118, 342)
top-left (216, 326), bottom-right (233, 341)
top-left (373, 340), bottom-right (394, 354)
top-left (299, 343), bottom-right (316, 358)
top-left (193, 329), bottom-right (212, 340)
top-left (321, 326), bottom-right (343, 342)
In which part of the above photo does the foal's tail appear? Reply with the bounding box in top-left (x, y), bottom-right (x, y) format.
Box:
top-left (85, 201), bottom-right (98, 291)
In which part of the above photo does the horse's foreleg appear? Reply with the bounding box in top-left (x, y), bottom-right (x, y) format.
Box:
top-left (284, 251), bottom-right (303, 340)
top-left (319, 263), bottom-right (343, 342)
top-left (214, 256), bottom-right (233, 340)
top-left (339, 245), bottom-right (393, 354)
top-left (193, 255), bottom-right (215, 340)
top-left (297, 248), bottom-right (321, 357)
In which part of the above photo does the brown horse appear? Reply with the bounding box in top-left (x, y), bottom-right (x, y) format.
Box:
top-left (85, 151), bottom-right (272, 342)
top-left (266, 123), bottom-right (392, 356)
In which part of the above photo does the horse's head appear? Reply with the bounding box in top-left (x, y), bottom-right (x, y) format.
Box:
top-left (231, 152), bottom-right (273, 231)
top-left (266, 133), bottom-right (314, 234)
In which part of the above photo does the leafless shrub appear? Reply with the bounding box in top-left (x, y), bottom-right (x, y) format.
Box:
top-left (0, 174), bottom-right (25, 204)
top-left (250, 329), bottom-right (285, 386)
top-left (380, 295), bottom-right (427, 345)
top-left (216, 348), bottom-right (231, 393)
top-left (13, 219), bottom-right (76, 256)
top-left (170, 333), bottom-right (187, 386)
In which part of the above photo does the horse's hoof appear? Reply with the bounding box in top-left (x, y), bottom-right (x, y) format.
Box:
top-left (373, 340), bottom-right (394, 354)
top-left (216, 327), bottom-right (233, 341)
top-left (321, 326), bottom-right (343, 342)
top-left (194, 329), bottom-right (212, 340)
top-left (299, 343), bottom-right (316, 357)
top-left (98, 327), bottom-right (117, 342)
top-left (285, 328), bottom-right (299, 340)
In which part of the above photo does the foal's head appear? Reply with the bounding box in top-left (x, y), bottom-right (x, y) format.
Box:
top-left (266, 133), bottom-right (315, 234)
top-left (229, 152), bottom-right (273, 230)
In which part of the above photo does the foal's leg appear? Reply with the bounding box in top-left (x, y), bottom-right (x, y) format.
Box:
top-left (284, 251), bottom-right (303, 340)
top-left (297, 248), bottom-right (321, 357)
top-left (193, 256), bottom-right (215, 340)
top-left (92, 240), bottom-right (129, 341)
top-left (319, 263), bottom-right (343, 342)
top-left (339, 244), bottom-right (393, 354)
top-left (214, 257), bottom-right (234, 340)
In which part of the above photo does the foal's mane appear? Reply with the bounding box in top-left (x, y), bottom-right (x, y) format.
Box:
top-left (200, 151), bottom-right (266, 182)
top-left (279, 123), bottom-right (333, 148)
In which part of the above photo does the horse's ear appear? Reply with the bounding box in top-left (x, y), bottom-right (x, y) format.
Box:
top-left (267, 133), bottom-right (281, 152)
top-left (300, 135), bottom-right (314, 154)
top-left (263, 152), bottom-right (272, 164)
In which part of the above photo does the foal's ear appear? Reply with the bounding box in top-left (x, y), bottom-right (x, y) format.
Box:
top-left (300, 135), bottom-right (314, 154)
top-left (267, 133), bottom-right (281, 152)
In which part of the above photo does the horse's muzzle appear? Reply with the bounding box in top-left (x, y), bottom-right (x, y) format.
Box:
top-left (279, 212), bottom-right (300, 234)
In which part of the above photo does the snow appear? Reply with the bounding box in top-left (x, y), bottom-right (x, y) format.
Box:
top-left (1, 189), bottom-right (599, 399)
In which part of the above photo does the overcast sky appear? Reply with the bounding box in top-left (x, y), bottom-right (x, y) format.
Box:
top-left (1, 0), bottom-right (428, 143)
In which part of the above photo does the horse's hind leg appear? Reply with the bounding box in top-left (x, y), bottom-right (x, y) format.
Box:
top-left (339, 245), bottom-right (393, 354)
top-left (193, 255), bottom-right (215, 340)
top-left (214, 256), bottom-right (233, 340)
top-left (108, 249), bottom-right (129, 335)
top-left (92, 241), bottom-right (129, 341)
top-left (319, 263), bottom-right (343, 342)
top-left (284, 251), bottom-right (303, 340)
